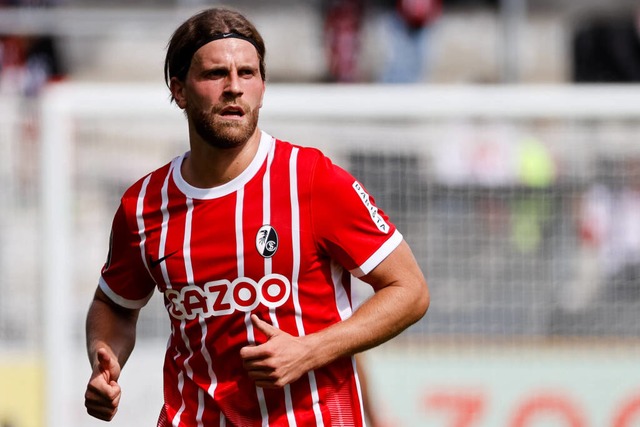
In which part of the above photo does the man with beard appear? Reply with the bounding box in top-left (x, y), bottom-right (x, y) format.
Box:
top-left (84, 7), bottom-right (429, 427)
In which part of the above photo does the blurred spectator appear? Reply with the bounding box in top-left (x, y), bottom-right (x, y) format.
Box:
top-left (432, 120), bottom-right (519, 186)
top-left (0, 34), bottom-right (66, 205)
top-left (576, 158), bottom-right (640, 305)
top-left (323, 0), bottom-right (365, 82)
top-left (573, 7), bottom-right (640, 82)
top-left (510, 137), bottom-right (556, 254)
top-left (379, 0), bottom-right (442, 83)
top-left (0, 34), bottom-right (65, 96)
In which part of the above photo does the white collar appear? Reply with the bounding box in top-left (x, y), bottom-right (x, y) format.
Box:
top-left (172, 130), bottom-right (274, 200)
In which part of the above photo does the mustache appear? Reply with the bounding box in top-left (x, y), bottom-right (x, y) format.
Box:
top-left (214, 99), bottom-right (250, 113)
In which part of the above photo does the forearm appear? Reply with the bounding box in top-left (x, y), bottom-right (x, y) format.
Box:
top-left (316, 240), bottom-right (428, 361)
top-left (86, 289), bottom-right (139, 369)
top-left (304, 279), bottom-right (427, 368)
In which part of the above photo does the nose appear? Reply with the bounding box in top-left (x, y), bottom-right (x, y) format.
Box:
top-left (224, 72), bottom-right (243, 96)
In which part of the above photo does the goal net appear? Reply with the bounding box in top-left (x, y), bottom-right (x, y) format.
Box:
top-left (2, 83), bottom-right (640, 426)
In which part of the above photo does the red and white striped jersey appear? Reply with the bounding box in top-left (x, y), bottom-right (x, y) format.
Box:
top-left (100, 131), bottom-right (402, 427)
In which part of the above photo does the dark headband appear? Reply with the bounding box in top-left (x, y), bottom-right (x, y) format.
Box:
top-left (197, 32), bottom-right (261, 53)
top-left (168, 32), bottom-right (261, 83)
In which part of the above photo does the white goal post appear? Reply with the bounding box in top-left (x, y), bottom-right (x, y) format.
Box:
top-left (28, 83), bottom-right (640, 426)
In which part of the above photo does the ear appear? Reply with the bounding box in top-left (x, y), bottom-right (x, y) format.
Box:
top-left (170, 77), bottom-right (187, 109)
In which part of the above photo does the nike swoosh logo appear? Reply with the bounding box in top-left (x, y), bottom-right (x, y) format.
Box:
top-left (149, 250), bottom-right (178, 268)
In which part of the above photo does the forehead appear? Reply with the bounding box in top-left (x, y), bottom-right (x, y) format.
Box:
top-left (191, 38), bottom-right (260, 68)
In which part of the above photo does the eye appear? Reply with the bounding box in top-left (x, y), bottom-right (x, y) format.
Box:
top-left (205, 69), bottom-right (227, 79)
top-left (238, 68), bottom-right (257, 78)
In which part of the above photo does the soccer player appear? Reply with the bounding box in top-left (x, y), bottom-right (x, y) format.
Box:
top-left (84, 6), bottom-right (429, 427)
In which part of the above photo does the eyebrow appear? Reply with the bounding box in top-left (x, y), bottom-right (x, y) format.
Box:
top-left (199, 63), bottom-right (258, 72)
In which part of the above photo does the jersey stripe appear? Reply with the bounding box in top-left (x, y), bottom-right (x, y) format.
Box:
top-left (196, 388), bottom-right (205, 427)
top-left (332, 259), bottom-right (353, 321)
top-left (173, 368), bottom-right (186, 427)
top-left (237, 185), bottom-right (270, 426)
top-left (289, 148), bottom-right (304, 335)
top-left (174, 197), bottom-right (197, 426)
top-left (236, 187), bottom-right (245, 278)
top-left (137, 175), bottom-right (152, 274)
top-left (200, 314), bottom-right (217, 418)
top-left (159, 164), bottom-right (174, 289)
top-left (274, 143), bottom-right (298, 427)
top-left (183, 197), bottom-right (195, 284)
top-left (262, 140), bottom-right (299, 427)
top-left (264, 139), bottom-right (276, 323)
top-left (289, 147), bottom-right (324, 426)
top-left (351, 357), bottom-right (366, 424)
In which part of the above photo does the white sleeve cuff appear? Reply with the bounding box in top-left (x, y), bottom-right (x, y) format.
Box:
top-left (98, 276), bottom-right (154, 309)
top-left (350, 229), bottom-right (403, 278)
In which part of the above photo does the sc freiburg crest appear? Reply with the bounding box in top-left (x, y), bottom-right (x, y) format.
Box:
top-left (256, 225), bottom-right (278, 258)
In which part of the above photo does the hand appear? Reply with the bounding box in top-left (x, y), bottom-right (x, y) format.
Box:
top-left (85, 348), bottom-right (122, 421)
top-left (240, 314), bottom-right (314, 388)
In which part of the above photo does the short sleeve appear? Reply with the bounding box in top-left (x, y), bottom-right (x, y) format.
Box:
top-left (99, 200), bottom-right (156, 309)
top-left (310, 155), bottom-right (403, 277)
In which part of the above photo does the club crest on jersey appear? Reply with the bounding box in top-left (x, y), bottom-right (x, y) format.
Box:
top-left (256, 225), bottom-right (278, 258)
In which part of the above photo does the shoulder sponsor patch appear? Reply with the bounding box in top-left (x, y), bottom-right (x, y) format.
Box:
top-left (352, 181), bottom-right (390, 234)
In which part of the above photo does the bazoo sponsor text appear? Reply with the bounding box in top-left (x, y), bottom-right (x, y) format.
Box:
top-left (165, 274), bottom-right (291, 320)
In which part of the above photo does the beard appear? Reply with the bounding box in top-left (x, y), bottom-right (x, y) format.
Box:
top-left (190, 104), bottom-right (259, 150)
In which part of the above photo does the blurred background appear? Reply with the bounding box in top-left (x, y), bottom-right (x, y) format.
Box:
top-left (2, 0), bottom-right (640, 426)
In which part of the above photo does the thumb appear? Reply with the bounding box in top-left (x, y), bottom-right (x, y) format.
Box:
top-left (251, 314), bottom-right (279, 339)
top-left (96, 348), bottom-right (119, 383)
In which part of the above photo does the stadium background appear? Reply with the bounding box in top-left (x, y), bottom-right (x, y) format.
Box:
top-left (2, 1), bottom-right (640, 426)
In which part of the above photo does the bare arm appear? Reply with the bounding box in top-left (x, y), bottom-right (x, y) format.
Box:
top-left (84, 287), bottom-right (140, 421)
top-left (240, 240), bottom-right (429, 387)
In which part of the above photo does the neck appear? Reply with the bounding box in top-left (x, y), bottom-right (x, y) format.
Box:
top-left (181, 129), bottom-right (262, 189)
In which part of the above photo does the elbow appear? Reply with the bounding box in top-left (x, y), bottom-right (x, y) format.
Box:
top-left (413, 280), bottom-right (430, 322)
top-left (419, 288), bottom-right (430, 320)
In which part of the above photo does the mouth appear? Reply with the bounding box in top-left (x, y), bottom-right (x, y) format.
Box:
top-left (219, 105), bottom-right (246, 119)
